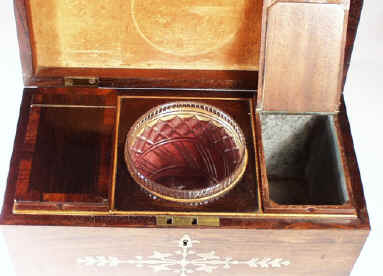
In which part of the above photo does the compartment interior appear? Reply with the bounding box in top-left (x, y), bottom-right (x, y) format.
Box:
top-left (260, 114), bottom-right (349, 205)
top-left (28, 0), bottom-right (262, 72)
top-left (115, 95), bottom-right (259, 212)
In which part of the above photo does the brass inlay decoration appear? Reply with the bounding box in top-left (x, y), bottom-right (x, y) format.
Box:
top-left (12, 205), bottom-right (358, 219)
top-left (250, 97), bottom-right (264, 213)
top-left (30, 104), bottom-right (115, 109)
top-left (110, 98), bottom-right (121, 210)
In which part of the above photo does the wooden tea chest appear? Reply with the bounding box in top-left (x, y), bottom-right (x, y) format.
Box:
top-left (1, 0), bottom-right (369, 276)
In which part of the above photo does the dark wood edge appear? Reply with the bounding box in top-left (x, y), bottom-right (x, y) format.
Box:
top-left (0, 88), bottom-right (34, 222)
top-left (342, 0), bottom-right (364, 90)
top-left (36, 67), bottom-right (257, 80)
top-left (13, 106), bottom-right (41, 202)
top-left (337, 97), bottom-right (370, 226)
top-left (262, 205), bottom-right (357, 215)
top-left (334, 1), bottom-right (351, 112)
top-left (14, 0), bottom-right (34, 84)
top-left (333, 115), bottom-right (358, 208)
top-left (30, 68), bottom-right (259, 90)
top-left (100, 77), bottom-right (257, 90)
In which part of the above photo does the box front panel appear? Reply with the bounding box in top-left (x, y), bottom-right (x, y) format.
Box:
top-left (2, 226), bottom-right (368, 276)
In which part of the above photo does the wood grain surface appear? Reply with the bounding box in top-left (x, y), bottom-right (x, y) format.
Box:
top-left (1, 226), bottom-right (369, 276)
top-left (258, 0), bottom-right (349, 112)
top-left (28, 0), bottom-right (262, 71)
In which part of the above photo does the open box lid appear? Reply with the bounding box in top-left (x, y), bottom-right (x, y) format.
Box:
top-left (16, 0), bottom-right (263, 89)
top-left (15, 0), bottom-right (362, 113)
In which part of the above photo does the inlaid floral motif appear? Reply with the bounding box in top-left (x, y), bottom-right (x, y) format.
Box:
top-left (77, 234), bottom-right (290, 275)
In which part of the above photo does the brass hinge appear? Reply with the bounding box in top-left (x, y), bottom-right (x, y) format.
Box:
top-left (64, 77), bottom-right (99, 87)
top-left (156, 216), bottom-right (220, 227)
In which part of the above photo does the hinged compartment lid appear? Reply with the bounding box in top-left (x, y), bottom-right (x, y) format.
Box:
top-left (257, 0), bottom-right (353, 113)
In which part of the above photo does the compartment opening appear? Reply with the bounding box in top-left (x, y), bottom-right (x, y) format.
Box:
top-left (114, 95), bottom-right (259, 213)
top-left (260, 114), bottom-right (349, 205)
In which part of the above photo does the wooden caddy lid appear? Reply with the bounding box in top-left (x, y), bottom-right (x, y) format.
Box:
top-left (15, 0), bottom-right (362, 113)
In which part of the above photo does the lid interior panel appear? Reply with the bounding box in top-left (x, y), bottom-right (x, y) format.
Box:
top-left (27, 0), bottom-right (263, 76)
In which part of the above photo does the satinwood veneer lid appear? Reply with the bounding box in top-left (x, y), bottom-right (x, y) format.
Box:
top-left (17, 0), bottom-right (262, 85)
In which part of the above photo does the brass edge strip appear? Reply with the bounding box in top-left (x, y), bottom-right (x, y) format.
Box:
top-left (30, 104), bottom-right (116, 109)
top-left (250, 98), bottom-right (263, 213)
top-left (112, 211), bottom-right (357, 219)
top-left (101, 87), bottom-right (256, 92)
top-left (258, 110), bottom-right (338, 115)
top-left (12, 207), bottom-right (110, 217)
top-left (12, 205), bottom-right (358, 219)
top-left (110, 98), bottom-right (121, 210)
top-left (119, 95), bottom-right (249, 101)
